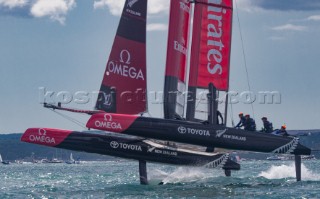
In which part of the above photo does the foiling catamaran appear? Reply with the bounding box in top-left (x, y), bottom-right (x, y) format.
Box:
top-left (21, 0), bottom-right (240, 184)
top-left (22, 0), bottom-right (310, 184)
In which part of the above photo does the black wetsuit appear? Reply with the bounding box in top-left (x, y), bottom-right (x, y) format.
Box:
top-left (244, 117), bottom-right (256, 131)
top-left (236, 116), bottom-right (246, 128)
top-left (262, 121), bottom-right (273, 133)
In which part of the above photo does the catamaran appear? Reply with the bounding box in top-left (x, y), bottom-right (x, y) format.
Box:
top-left (21, 0), bottom-right (310, 184)
top-left (21, 0), bottom-right (240, 185)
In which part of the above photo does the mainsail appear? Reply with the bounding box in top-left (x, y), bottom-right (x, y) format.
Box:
top-left (96, 0), bottom-right (148, 115)
top-left (187, 0), bottom-right (233, 121)
top-left (163, 0), bottom-right (191, 119)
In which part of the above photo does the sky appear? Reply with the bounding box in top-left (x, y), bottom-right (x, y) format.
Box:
top-left (1, 0), bottom-right (320, 133)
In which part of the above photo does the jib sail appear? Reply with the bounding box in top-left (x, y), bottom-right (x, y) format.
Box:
top-left (163, 0), bottom-right (191, 119)
top-left (187, 0), bottom-right (233, 121)
top-left (96, 0), bottom-right (148, 115)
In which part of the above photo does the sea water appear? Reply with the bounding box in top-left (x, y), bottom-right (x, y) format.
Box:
top-left (0, 160), bottom-right (320, 199)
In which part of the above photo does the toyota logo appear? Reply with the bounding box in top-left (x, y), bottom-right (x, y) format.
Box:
top-left (110, 141), bottom-right (119, 149)
top-left (178, 126), bottom-right (187, 134)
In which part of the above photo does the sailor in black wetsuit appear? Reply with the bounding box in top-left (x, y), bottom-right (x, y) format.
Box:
top-left (261, 117), bottom-right (273, 133)
top-left (201, 110), bottom-right (224, 125)
top-left (235, 113), bottom-right (246, 128)
top-left (244, 114), bottom-right (256, 131)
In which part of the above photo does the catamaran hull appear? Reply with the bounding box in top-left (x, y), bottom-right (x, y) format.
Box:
top-left (86, 114), bottom-right (311, 155)
top-left (21, 128), bottom-right (240, 170)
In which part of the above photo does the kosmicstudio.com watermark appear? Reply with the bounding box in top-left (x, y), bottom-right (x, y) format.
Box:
top-left (38, 87), bottom-right (281, 105)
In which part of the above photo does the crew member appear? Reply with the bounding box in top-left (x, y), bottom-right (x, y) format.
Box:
top-left (244, 114), bottom-right (256, 131)
top-left (235, 113), bottom-right (246, 128)
top-left (217, 110), bottom-right (223, 125)
top-left (201, 110), bottom-right (224, 125)
top-left (261, 117), bottom-right (273, 133)
top-left (275, 125), bottom-right (289, 136)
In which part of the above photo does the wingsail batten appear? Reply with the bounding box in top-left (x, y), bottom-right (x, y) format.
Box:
top-left (164, 0), bottom-right (191, 119)
top-left (96, 0), bottom-right (147, 115)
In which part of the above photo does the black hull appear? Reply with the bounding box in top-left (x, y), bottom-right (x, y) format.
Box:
top-left (21, 128), bottom-right (240, 170)
top-left (87, 114), bottom-right (311, 155)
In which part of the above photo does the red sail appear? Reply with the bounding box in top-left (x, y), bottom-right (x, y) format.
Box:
top-left (164, 0), bottom-right (191, 119)
top-left (189, 0), bottom-right (233, 91)
top-left (96, 0), bottom-right (147, 114)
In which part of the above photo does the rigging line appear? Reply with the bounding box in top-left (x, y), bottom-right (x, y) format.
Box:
top-left (235, 0), bottom-right (255, 120)
top-left (229, 100), bottom-right (235, 127)
top-left (52, 110), bottom-right (85, 128)
top-left (50, 109), bottom-right (86, 129)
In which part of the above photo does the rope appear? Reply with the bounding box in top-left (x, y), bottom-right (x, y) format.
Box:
top-left (50, 109), bottom-right (86, 129)
top-left (229, 101), bottom-right (235, 127)
top-left (235, 0), bottom-right (255, 120)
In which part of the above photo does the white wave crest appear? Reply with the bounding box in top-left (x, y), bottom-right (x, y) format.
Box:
top-left (259, 163), bottom-right (320, 181)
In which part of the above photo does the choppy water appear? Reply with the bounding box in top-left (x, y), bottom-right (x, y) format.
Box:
top-left (1, 160), bottom-right (320, 198)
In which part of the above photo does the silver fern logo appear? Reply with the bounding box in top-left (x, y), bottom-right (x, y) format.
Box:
top-left (216, 129), bottom-right (227, 138)
top-left (128, 0), bottom-right (139, 7)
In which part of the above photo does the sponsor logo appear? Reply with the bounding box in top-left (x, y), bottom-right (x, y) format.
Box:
top-left (147, 146), bottom-right (156, 152)
top-left (128, 0), bottom-right (139, 7)
top-left (179, 1), bottom-right (190, 13)
top-left (215, 129), bottom-right (227, 138)
top-left (95, 114), bottom-right (122, 130)
top-left (222, 134), bottom-right (246, 142)
top-left (102, 92), bottom-right (112, 106)
top-left (107, 50), bottom-right (145, 80)
top-left (110, 141), bottom-right (119, 148)
top-left (178, 126), bottom-right (187, 134)
top-left (215, 128), bottom-right (246, 141)
top-left (206, 0), bottom-right (228, 76)
top-left (174, 40), bottom-right (187, 55)
top-left (29, 129), bottom-right (56, 144)
top-left (110, 141), bottom-right (142, 151)
top-left (147, 146), bottom-right (177, 156)
top-left (178, 126), bottom-right (210, 136)
top-left (126, 0), bottom-right (141, 16)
